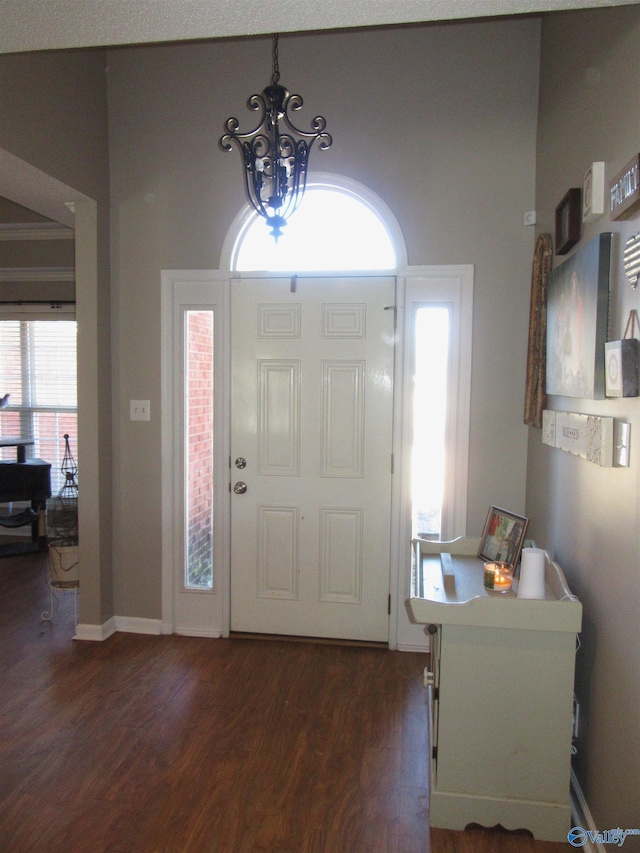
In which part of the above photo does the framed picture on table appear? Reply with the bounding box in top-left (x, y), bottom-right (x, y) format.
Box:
top-left (478, 506), bottom-right (529, 568)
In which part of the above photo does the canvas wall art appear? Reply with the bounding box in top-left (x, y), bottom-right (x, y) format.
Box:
top-left (546, 232), bottom-right (611, 399)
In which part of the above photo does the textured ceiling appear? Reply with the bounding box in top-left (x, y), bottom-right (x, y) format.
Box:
top-left (1, 0), bottom-right (639, 53)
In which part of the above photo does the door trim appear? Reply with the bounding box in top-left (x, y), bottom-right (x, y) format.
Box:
top-left (161, 270), bottom-right (230, 637)
top-left (161, 265), bottom-right (473, 649)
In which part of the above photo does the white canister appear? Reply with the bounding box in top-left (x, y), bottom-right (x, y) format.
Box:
top-left (517, 547), bottom-right (546, 599)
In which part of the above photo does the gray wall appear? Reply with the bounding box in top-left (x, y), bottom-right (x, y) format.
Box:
top-left (0, 51), bottom-right (110, 199)
top-left (528, 6), bottom-right (640, 832)
top-left (107, 18), bottom-right (540, 618)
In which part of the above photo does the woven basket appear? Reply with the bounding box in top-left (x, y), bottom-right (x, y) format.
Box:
top-left (48, 542), bottom-right (79, 586)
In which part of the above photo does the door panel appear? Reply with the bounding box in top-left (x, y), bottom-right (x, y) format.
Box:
top-left (230, 276), bottom-right (395, 641)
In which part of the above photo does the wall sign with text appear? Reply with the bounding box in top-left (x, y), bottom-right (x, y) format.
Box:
top-left (610, 154), bottom-right (640, 221)
top-left (542, 409), bottom-right (613, 467)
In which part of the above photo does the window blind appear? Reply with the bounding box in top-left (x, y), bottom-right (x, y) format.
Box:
top-left (0, 319), bottom-right (78, 494)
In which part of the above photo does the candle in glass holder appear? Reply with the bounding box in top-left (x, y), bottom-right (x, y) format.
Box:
top-left (483, 561), bottom-right (513, 592)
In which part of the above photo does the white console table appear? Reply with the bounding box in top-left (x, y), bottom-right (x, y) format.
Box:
top-left (407, 537), bottom-right (582, 842)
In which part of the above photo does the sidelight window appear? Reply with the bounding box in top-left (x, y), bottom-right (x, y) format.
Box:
top-left (184, 309), bottom-right (215, 590)
top-left (411, 305), bottom-right (450, 540)
top-left (403, 269), bottom-right (472, 545)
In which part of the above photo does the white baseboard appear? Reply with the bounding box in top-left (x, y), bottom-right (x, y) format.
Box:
top-left (76, 621), bottom-right (419, 647)
top-left (174, 628), bottom-right (224, 638)
top-left (114, 615), bottom-right (163, 635)
top-left (74, 617), bottom-right (116, 641)
top-left (73, 615), bottom-right (162, 640)
top-left (570, 768), bottom-right (606, 853)
top-left (397, 641), bottom-right (430, 653)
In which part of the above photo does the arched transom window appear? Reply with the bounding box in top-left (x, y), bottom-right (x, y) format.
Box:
top-left (232, 181), bottom-right (397, 272)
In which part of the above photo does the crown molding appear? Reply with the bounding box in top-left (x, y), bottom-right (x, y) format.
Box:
top-left (0, 267), bottom-right (75, 282)
top-left (0, 222), bottom-right (73, 241)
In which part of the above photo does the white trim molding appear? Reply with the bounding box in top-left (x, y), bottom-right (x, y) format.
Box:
top-left (74, 615), bottom-right (164, 640)
top-left (570, 769), bottom-right (607, 853)
top-left (0, 222), bottom-right (73, 241)
top-left (74, 617), bottom-right (116, 642)
top-left (160, 270), bottom-right (230, 640)
top-left (0, 267), bottom-right (75, 282)
top-left (115, 616), bottom-right (163, 635)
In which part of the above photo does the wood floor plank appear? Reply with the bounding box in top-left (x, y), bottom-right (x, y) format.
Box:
top-left (0, 554), bottom-right (572, 853)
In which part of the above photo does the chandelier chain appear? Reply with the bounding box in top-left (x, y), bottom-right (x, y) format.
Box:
top-left (271, 33), bottom-right (280, 85)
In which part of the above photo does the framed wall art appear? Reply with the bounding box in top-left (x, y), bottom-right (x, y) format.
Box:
top-left (609, 153), bottom-right (640, 221)
top-left (546, 232), bottom-right (611, 399)
top-left (477, 506), bottom-right (529, 567)
top-left (582, 162), bottom-right (605, 223)
top-left (555, 188), bottom-right (581, 255)
top-left (524, 233), bottom-right (553, 428)
top-left (605, 339), bottom-right (639, 397)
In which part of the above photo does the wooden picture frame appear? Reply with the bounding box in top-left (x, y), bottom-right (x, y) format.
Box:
top-left (478, 506), bottom-right (529, 568)
top-left (555, 188), bottom-right (581, 255)
top-left (582, 162), bottom-right (605, 223)
top-left (523, 233), bottom-right (553, 428)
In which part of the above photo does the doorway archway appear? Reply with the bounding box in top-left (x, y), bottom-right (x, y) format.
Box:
top-left (0, 147), bottom-right (106, 638)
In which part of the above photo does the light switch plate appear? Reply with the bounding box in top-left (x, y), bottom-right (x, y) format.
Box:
top-left (615, 421), bottom-right (630, 467)
top-left (130, 399), bottom-right (150, 421)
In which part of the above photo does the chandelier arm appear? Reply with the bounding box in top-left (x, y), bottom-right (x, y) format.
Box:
top-left (219, 94), bottom-right (269, 151)
top-left (279, 94), bottom-right (332, 145)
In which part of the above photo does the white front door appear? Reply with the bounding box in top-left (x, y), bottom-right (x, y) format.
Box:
top-left (230, 275), bottom-right (395, 641)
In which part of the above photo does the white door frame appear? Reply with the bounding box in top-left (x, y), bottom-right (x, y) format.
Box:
top-left (161, 176), bottom-right (472, 649)
top-left (161, 264), bottom-right (473, 650)
top-left (161, 270), bottom-right (230, 637)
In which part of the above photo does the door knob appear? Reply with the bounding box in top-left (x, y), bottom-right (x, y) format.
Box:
top-left (233, 481), bottom-right (247, 494)
top-left (235, 457), bottom-right (247, 469)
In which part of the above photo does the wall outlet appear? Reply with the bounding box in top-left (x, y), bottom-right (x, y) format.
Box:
top-left (130, 399), bottom-right (150, 421)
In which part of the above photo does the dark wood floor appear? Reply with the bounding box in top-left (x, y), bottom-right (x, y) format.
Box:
top-left (0, 552), bottom-right (572, 853)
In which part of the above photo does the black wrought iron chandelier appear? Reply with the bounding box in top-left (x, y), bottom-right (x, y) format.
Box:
top-left (219, 34), bottom-right (332, 241)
